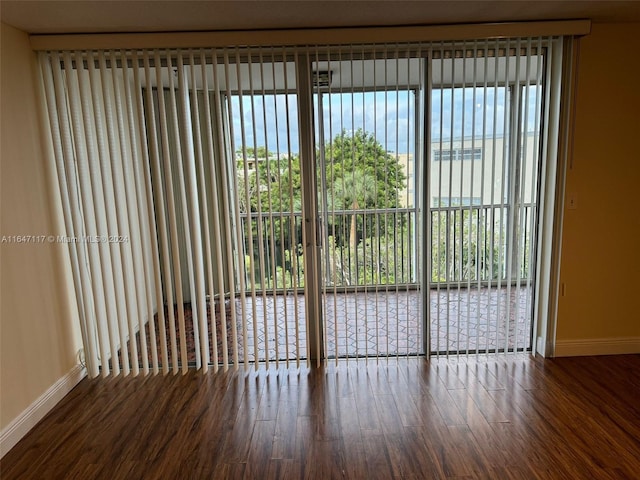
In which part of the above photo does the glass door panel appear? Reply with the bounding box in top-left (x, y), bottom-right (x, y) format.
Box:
top-left (312, 52), bottom-right (426, 359)
top-left (221, 58), bottom-right (308, 366)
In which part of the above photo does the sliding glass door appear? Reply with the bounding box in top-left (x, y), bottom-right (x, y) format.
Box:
top-left (312, 49), bottom-right (426, 359)
top-left (209, 48), bottom-right (429, 364)
top-left (40, 38), bottom-right (554, 375)
top-left (213, 56), bottom-right (309, 367)
top-left (429, 40), bottom-right (545, 356)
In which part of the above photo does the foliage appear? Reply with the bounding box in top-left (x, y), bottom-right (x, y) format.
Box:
top-left (235, 131), bottom-right (533, 291)
top-left (323, 129), bottom-right (407, 248)
top-left (236, 154), bottom-right (302, 215)
top-left (322, 218), bottom-right (417, 287)
top-left (429, 207), bottom-right (533, 283)
top-left (236, 130), bottom-right (408, 288)
top-left (323, 129), bottom-right (405, 211)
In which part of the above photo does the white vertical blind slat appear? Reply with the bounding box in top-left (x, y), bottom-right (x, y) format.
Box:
top-left (504, 38), bottom-right (520, 354)
top-left (188, 51), bottom-right (215, 372)
top-left (134, 51), bottom-right (170, 374)
top-left (165, 53), bottom-right (192, 373)
top-left (65, 51), bottom-right (112, 377)
top-left (310, 51), bottom-right (322, 369)
top-left (476, 40), bottom-right (489, 358)
top-left (145, 51), bottom-right (179, 373)
top-left (245, 52), bottom-right (264, 369)
top-left (123, 50), bottom-right (164, 374)
top-left (108, 50), bottom-right (148, 375)
top-left (85, 53), bottom-right (125, 376)
top-left (338, 47), bottom-right (349, 363)
top-left (324, 46), bottom-right (339, 364)
top-left (294, 50), bottom-right (310, 369)
top-left (371, 48), bottom-right (381, 359)
top-left (172, 54), bottom-right (201, 371)
top-left (405, 43), bottom-right (415, 359)
top-left (435, 42), bottom-right (444, 359)
top-left (359, 46), bottom-right (369, 364)
top-left (446, 43), bottom-right (456, 359)
top-left (526, 37), bottom-right (546, 354)
top-left (258, 51), bottom-right (278, 369)
top-left (259, 51), bottom-right (277, 369)
top-left (488, 37), bottom-right (501, 359)
top-left (327, 45), bottom-right (340, 364)
top-left (97, 51), bottom-right (146, 376)
top-left (204, 50), bottom-right (232, 372)
top-left (231, 49), bottom-right (253, 370)
top-left (223, 50), bottom-right (244, 370)
top-left (381, 46), bottom-right (389, 358)
top-left (42, 53), bottom-right (99, 377)
top-left (468, 40), bottom-right (479, 359)
top-left (195, 51), bottom-right (219, 373)
top-left (424, 47), bottom-right (433, 358)
top-left (211, 51), bottom-right (235, 371)
top-left (516, 39), bottom-right (532, 353)
top-left (281, 52), bottom-right (300, 369)
top-left (177, 53), bottom-right (210, 372)
top-left (268, 50), bottom-right (283, 368)
top-left (393, 47), bottom-right (402, 359)
top-left (464, 41), bottom-right (474, 358)
top-left (458, 40), bottom-right (467, 358)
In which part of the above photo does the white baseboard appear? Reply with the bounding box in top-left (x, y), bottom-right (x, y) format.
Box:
top-left (555, 337), bottom-right (640, 357)
top-left (0, 364), bottom-right (86, 458)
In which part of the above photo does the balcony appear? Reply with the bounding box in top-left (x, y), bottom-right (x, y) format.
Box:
top-left (132, 203), bottom-right (534, 368)
top-left (237, 203), bottom-right (534, 285)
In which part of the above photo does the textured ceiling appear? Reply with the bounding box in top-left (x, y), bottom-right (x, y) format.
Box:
top-left (2, 1), bottom-right (640, 35)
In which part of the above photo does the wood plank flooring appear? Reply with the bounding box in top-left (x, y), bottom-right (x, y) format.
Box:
top-left (2, 354), bottom-right (639, 479)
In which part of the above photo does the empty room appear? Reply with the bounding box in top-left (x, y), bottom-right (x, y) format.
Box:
top-left (1, 1), bottom-right (639, 478)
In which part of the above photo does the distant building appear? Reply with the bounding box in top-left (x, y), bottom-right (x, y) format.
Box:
top-left (397, 131), bottom-right (539, 209)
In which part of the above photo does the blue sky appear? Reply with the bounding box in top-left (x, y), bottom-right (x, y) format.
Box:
top-left (230, 86), bottom-right (540, 155)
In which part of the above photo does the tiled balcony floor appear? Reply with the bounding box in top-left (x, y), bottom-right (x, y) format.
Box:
top-left (138, 285), bottom-right (532, 368)
top-left (240, 286), bottom-right (532, 361)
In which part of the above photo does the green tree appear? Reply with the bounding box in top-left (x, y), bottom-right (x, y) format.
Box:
top-left (430, 208), bottom-right (506, 283)
top-left (323, 129), bottom-right (407, 248)
top-left (236, 154), bottom-right (301, 215)
top-left (236, 152), bottom-right (302, 288)
top-left (236, 129), bottom-right (408, 289)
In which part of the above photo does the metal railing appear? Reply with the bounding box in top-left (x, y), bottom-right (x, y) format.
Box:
top-left (237, 203), bottom-right (535, 291)
top-left (430, 203), bottom-right (536, 285)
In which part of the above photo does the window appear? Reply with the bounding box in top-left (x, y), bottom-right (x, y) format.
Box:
top-left (40, 35), bottom-right (566, 376)
top-left (433, 147), bottom-right (482, 161)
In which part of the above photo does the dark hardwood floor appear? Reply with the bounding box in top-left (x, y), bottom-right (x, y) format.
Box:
top-left (2, 354), bottom-right (639, 479)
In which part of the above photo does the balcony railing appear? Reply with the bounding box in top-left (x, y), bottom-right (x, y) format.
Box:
top-left (237, 203), bottom-right (535, 291)
top-left (430, 203), bottom-right (536, 285)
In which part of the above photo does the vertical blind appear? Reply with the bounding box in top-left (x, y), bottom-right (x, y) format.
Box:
top-left (39, 36), bottom-right (557, 377)
top-left (41, 48), bottom-right (313, 376)
top-left (429, 40), bottom-right (546, 357)
top-left (312, 46), bottom-right (426, 361)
